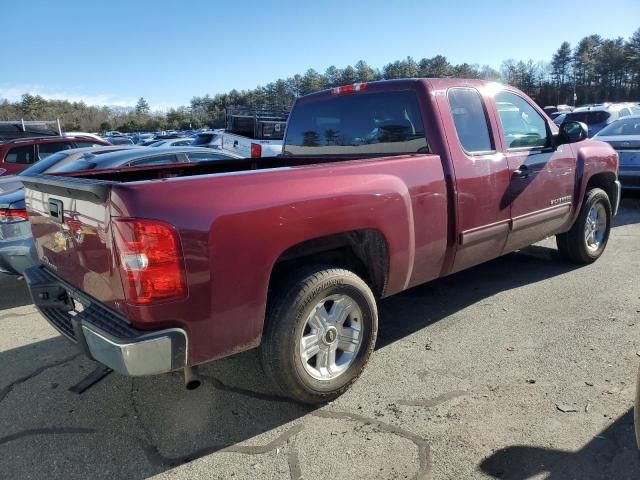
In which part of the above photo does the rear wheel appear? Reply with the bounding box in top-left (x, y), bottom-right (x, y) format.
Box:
top-left (556, 188), bottom-right (611, 264)
top-left (260, 267), bottom-right (378, 404)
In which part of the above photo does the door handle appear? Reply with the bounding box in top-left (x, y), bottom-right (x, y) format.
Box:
top-left (513, 165), bottom-right (529, 179)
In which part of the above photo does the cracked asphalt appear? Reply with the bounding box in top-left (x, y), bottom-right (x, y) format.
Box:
top-left (1, 195), bottom-right (639, 480)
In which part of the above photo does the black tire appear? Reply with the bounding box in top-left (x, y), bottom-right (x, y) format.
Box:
top-left (556, 188), bottom-right (612, 264)
top-left (260, 267), bottom-right (378, 404)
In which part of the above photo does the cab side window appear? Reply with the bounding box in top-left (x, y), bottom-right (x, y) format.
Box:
top-left (5, 145), bottom-right (36, 164)
top-left (447, 88), bottom-right (494, 154)
top-left (38, 142), bottom-right (73, 160)
top-left (495, 91), bottom-right (549, 149)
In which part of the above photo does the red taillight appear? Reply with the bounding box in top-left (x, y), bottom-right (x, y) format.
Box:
top-left (251, 142), bottom-right (262, 158)
top-left (0, 208), bottom-right (29, 223)
top-left (112, 218), bottom-right (187, 305)
top-left (331, 83), bottom-right (368, 95)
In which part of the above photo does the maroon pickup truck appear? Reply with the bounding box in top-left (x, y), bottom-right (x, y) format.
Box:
top-left (21, 79), bottom-right (620, 403)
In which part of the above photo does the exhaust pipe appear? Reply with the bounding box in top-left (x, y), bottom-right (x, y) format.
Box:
top-left (184, 366), bottom-right (201, 390)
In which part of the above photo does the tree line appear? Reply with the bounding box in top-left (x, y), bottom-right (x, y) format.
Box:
top-left (1, 28), bottom-right (638, 132)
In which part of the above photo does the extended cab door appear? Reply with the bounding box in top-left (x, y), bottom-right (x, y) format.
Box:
top-left (491, 90), bottom-right (576, 252)
top-left (442, 87), bottom-right (513, 273)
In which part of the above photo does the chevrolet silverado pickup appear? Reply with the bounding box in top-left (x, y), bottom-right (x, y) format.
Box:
top-left (21, 79), bottom-right (620, 404)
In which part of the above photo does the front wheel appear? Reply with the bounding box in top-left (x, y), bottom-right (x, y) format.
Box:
top-left (556, 188), bottom-right (612, 264)
top-left (260, 267), bottom-right (378, 404)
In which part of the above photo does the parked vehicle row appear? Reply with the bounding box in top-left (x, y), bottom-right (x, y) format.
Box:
top-left (0, 146), bottom-right (242, 275)
top-left (19, 78), bottom-right (620, 403)
top-left (0, 136), bottom-right (110, 176)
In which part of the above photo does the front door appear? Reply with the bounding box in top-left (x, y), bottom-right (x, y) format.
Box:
top-left (492, 90), bottom-right (576, 253)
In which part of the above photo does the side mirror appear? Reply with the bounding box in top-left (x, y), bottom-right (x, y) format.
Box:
top-left (559, 121), bottom-right (588, 144)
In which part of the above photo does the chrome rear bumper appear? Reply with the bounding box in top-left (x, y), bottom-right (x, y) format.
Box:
top-left (24, 266), bottom-right (188, 376)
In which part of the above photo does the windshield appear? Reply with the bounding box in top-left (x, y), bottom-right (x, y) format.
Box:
top-left (18, 151), bottom-right (71, 176)
top-left (48, 157), bottom-right (97, 173)
top-left (596, 117), bottom-right (640, 137)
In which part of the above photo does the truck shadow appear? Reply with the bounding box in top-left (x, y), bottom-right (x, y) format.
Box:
top-left (478, 408), bottom-right (640, 479)
top-left (376, 244), bottom-right (578, 350)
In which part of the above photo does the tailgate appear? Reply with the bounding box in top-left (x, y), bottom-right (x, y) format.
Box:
top-left (21, 174), bottom-right (125, 309)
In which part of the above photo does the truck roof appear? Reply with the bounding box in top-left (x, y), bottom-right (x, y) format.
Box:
top-left (301, 78), bottom-right (500, 101)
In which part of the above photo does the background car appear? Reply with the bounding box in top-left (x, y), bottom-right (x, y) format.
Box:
top-left (191, 130), bottom-right (224, 148)
top-left (594, 115), bottom-right (640, 189)
top-left (0, 136), bottom-right (110, 176)
top-left (0, 146), bottom-right (242, 276)
top-left (105, 136), bottom-right (135, 145)
top-left (563, 103), bottom-right (640, 137)
top-left (0, 145), bottom-right (136, 275)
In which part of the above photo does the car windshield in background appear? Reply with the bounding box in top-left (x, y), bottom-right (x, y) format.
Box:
top-left (284, 90), bottom-right (428, 156)
top-left (597, 117), bottom-right (640, 136)
top-left (18, 150), bottom-right (72, 176)
top-left (565, 111), bottom-right (610, 125)
top-left (48, 156), bottom-right (97, 173)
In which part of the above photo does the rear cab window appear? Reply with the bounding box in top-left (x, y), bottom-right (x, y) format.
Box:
top-left (447, 88), bottom-right (494, 154)
top-left (284, 90), bottom-right (429, 156)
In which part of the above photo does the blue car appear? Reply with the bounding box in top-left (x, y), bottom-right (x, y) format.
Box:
top-left (594, 115), bottom-right (640, 189)
top-left (563, 104), bottom-right (640, 138)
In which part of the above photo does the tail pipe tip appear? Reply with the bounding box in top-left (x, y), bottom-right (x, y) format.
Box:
top-left (184, 366), bottom-right (201, 390)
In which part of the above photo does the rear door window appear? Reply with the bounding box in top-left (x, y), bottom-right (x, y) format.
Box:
top-left (5, 145), bottom-right (36, 164)
top-left (284, 90), bottom-right (429, 156)
top-left (447, 88), bottom-right (494, 154)
top-left (38, 141), bottom-right (74, 160)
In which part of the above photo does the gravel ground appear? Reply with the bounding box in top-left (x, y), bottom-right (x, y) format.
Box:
top-left (1, 195), bottom-right (639, 480)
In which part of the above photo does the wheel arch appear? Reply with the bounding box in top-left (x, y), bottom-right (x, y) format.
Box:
top-left (268, 229), bottom-right (390, 301)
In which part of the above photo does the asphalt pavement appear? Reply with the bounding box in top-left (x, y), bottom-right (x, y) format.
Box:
top-left (1, 195), bottom-right (639, 480)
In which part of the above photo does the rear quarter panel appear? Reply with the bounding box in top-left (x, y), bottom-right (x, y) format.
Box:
top-left (111, 155), bottom-right (448, 364)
